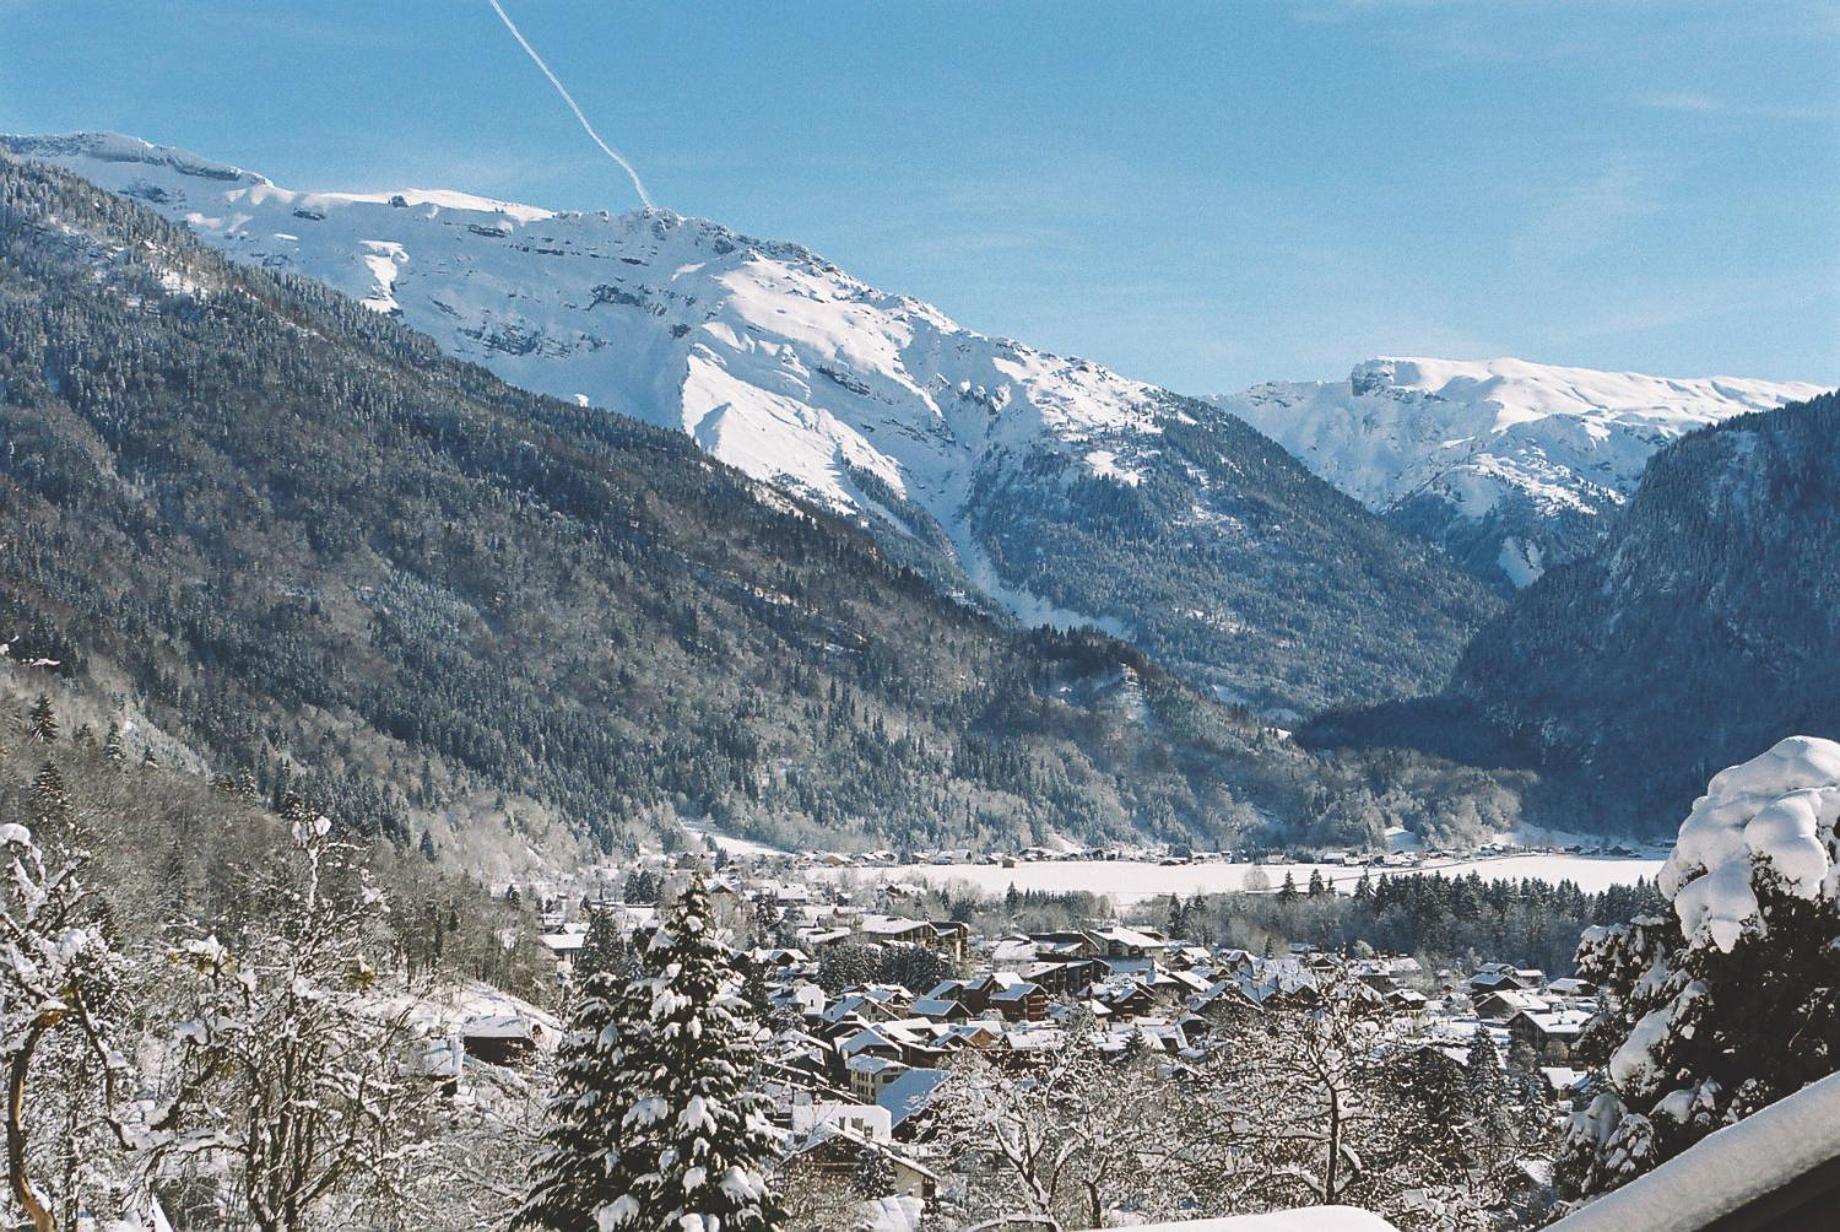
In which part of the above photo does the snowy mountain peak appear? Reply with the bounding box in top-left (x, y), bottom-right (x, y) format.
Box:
top-left (1218, 355), bottom-right (1824, 590)
top-left (5, 131), bottom-right (1504, 714)
top-left (4, 132), bottom-right (1160, 515)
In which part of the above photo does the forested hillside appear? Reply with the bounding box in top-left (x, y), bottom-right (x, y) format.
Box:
top-left (1306, 392), bottom-right (1840, 835)
top-left (0, 153), bottom-right (1541, 863)
top-left (7, 133), bottom-right (1503, 717)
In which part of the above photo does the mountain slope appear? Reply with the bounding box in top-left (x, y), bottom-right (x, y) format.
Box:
top-left (1305, 391), bottom-right (1840, 835)
top-left (4, 148), bottom-right (1431, 863)
top-left (1, 132), bottom-right (1500, 715)
top-left (1216, 357), bottom-right (1822, 592)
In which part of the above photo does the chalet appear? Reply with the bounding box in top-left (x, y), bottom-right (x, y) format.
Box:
top-left (750, 946), bottom-right (811, 970)
top-left (802, 927), bottom-right (855, 951)
top-left (1509, 1008), bottom-right (1591, 1063)
top-left (937, 1021), bottom-right (1004, 1051)
top-left (535, 926), bottom-right (587, 978)
top-left (990, 935), bottom-right (1042, 968)
top-left (909, 995), bottom-right (972, 1022)
top-left (1470, 964), bottom-right (1541, 996)
top-left (846, 1053), bottom-right (910, 1102)
top-left (788, 1119), bottom-right (937, 1203)
top-left (954, 971), bottom-right (1046, 1018)
top-left (1019, 958), bottom-right (1107, 997)
top-left (1386, 988), bottom-right (1430, 1021)
top-left (989, 979), bottom-right (1049, 1022)
top-left (457, 1014), bottom-right (547, 1066)
top-left (1091, 976), bottom-right (1158, 1021)
top-left (1083, 925), bottom-right (1170, 965)
top-left (836, 1023), bottom-right (907, 1063)
top-left (875, 1066), bottom-right (950, 1138)
top-left (775, 980), bottom-right (827, 1020)
top-left (1003, 1025), bottom-right (1067, 1062)
top-left (1477, 988), bottom-right (1550, 1021)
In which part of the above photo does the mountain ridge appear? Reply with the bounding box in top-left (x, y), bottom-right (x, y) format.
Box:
top-left (1303, 390), bottom-right (1840, 835)
top-left (0, 149), bottom-right (1553, 870)
top-left (1, 130), bottom-right (1499, 716)
top-left (1215, 355), bottom-right (1822, 592)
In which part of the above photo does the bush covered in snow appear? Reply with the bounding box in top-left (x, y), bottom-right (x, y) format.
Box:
top-left (1559, 736), bottom-right (1840, 1201)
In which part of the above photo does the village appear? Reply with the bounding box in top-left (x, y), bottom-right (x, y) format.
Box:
top-left (424, 844), bottom-right (1618, 1226)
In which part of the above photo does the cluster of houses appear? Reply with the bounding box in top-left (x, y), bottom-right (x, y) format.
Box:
top-left (472, 870), bottom-right (1608, 1223)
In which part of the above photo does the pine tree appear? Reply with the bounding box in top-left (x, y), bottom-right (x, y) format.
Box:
top-left (102, 721), bottom-right (125, 763)
top-left (852, 1146), bottom-right (897, 1200)
top-left (1464, 1024), bottom-right (1505, 1107)
top-left (1464, 1024), bottom-right (1519, 1164)
top-left (575, 909), bottom-right (631, 984)
top-left (1398, 1045), bottom-right (1474, 1168)
top-left (26, 693), bottom-right (57, 743)
top-left (31, 760), bottom-right (70, 828)
top-left (1277, 871), bottom-right (1299, 904)
top-left (513, 972), bottom-right (642, 1232)
top-left (602, 874), bottom-right (783, 1231)
top-left (1307, 869), bottom-right (1328, 898)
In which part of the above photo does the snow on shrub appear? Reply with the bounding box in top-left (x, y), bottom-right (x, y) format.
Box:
top-left (1559, 735), bottom-right (1840, 1203)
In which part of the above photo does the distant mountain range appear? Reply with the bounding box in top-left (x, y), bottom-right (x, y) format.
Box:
top-left (1215, 357), bottom-right (1822, 593)
top-left (1305, 390), bottom-right (1840, 835)
top-left (0, 132), bottom-right (1499, 717)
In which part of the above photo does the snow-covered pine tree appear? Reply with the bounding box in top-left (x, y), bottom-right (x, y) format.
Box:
top-left (574, 909), bottom-right (632, 985)
top-left (26, 694), bottom-right (57, 744)
top-left (1397, 1045), bottom-right (1473, 1169)
top-left (1464, 1025), bottom-right (1506, 1107)
top-left (29, 762), bottom-right (69, 829)
top-left (602, 873), bottom-right (782, 1231)
top-left (513, 971), bottom-right (640, 1232)
top-left (1559, 736), bottom-right (1840, 1201)
top-left (852, 1146), bottom-right (897, 1200)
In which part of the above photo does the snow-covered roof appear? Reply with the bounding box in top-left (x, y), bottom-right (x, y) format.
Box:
top-left (874, 1067), bottom-right (948, 1128)
top-left (1546, 1068), bottom-right (1840, 1232)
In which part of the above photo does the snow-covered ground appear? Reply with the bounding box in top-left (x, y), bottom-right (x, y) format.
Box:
top-left (810, 852), bottom-right (1665, 905)
top-left (680, 822), bottom-right (792, 859)
top-left (1096, 1207), bottom-right (1398, 1231)
top-left (1215, 356), bottom-right (1821, 587)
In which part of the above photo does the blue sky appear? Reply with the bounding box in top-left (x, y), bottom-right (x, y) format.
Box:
top-left (4, 0), bottom-right (1836, 392)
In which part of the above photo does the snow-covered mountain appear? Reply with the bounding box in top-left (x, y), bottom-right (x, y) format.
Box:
top-left (4, 131), bottom-right (1499, 714)
top-left (1215, 357), bottom-right (1824, 591)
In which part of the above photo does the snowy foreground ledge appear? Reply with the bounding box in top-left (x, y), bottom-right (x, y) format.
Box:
top-left (1086, 1208), bottom-right (1398, 1231)
top-left (1549, 1068), bottom-right (1840, 1232)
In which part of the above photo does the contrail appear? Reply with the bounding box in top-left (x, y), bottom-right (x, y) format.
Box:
top-left (486, 0), bottom-right (655, 210)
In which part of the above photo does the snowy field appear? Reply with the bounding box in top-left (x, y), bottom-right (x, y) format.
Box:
top-left (808, 852), bottom-right (1665, 905)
